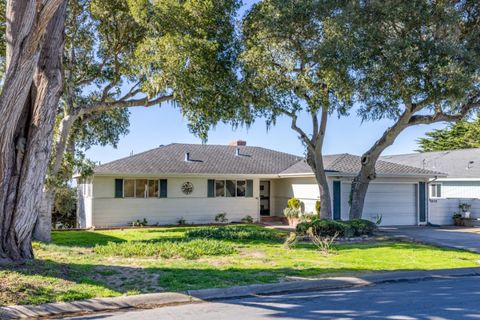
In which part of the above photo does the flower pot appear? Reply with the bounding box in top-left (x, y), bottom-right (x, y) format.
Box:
top-left (287, 217), bottom-right (299, 227)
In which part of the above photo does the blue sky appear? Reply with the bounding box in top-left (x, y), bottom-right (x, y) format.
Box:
top-left (85, 0), bottom-right (448, 164)
top-left (85, 102), bottom-right (447, 165)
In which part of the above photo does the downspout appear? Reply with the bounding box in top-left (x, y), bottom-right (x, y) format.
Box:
top-left (424, 176), bottom-right (439, 225)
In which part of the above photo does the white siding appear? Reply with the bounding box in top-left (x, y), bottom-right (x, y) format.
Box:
top-left (429, 198), bottom-right (480, 225)
top-left (435, 181), bottom-right (480, 199)
top-left (90, 177), bottom-right (260, 227)
top-left (271, 177), bottom-right (322, 215)
top-left (77, 179), bottom-right (93, 228)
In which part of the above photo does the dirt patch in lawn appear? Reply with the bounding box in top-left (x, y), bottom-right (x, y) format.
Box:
top-left (92, 265), bottom-right (164, 293)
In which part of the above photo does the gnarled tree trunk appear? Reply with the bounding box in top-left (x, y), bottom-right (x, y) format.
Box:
top-left (0, 0), bottom-right (66, 262)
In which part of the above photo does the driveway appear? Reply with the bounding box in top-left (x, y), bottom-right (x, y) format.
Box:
top-left (381, 226), bottom-right (480, 253)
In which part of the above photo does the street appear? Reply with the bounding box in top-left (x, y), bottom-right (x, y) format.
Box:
top-left (69, 276), bottom-right (480, 320)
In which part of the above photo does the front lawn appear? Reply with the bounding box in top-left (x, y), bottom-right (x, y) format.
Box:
top-left (1, 225), bottom-right (479, 306)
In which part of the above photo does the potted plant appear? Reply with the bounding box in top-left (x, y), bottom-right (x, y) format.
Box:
top-left (452, 212), bottom-right (463, 226)
top-left (283, 207), bottom-right (300, 226)
top-left (459, 203), bottom-right (472, 219)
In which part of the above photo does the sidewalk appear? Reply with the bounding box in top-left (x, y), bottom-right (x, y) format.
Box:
top-left (2, 267), bottom-right (480, 319)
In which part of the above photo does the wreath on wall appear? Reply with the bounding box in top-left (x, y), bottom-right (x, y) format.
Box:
top-left (181, 181), bottom-right (194, 195)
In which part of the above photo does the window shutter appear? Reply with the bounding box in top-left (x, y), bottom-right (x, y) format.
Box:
top-left (114, 179), bottom-right (123, 198)
top-left (159, 179), bottom-right (167, 198)
top-left (208, 179), bottom-right (215, 197)
top-left (246, 180), bottom-right (253, 197)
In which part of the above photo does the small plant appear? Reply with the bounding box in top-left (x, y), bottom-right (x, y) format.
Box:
top-left (459, 203), bottom-right (472, 212)
top-left (299, 212), bottom-right (316, 223)
top-left (287, 198), bottom-right (301, 209)
top-left (283, 207), bottom-right (300, 226)
top-left (242, 215), bottom-right (254, 224)
top-left (452, 212), bottom-right (464, 226)
top-left (132, 218), bottom-right (148, 227)
top-left (215, 212), bottom-right (228, 223)
top-left (315, 200), bottom-right (321, 215)
top-left (373, 214), bottom-right (383, 225)
top-left (307, 228), bottom-right (339, 256)
top-left (177, 217), bottom-right (186, 225)
top-left (283, 232), bottom-right (298, 249)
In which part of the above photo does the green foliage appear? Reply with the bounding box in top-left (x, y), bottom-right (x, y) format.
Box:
top-left (283, 232), bottom-right (298, 249)
top-left (52, 186), bottom-right (77, 229)
top-left (214, 212), bottom-right (228, 223)
top-left (296, 219), bottom-right (377, 237)
top-left (241, 215), bottom-right (254, 224)
top-left (177, 217), bottom-right (187, 225)
top-left (287, 198), bottom-right (301, 209)
top-left (283, 207), bottom-right (300, 219)
top-left (94, 239), bottom-right (235, 259)
top-left (131, 218), bottom-right (148, 227)
top-left (417, 117), bottom-right (480, 152)
top-left (315, 200), bottom-right (321, 215)
top-left (185, 225), bottom-right (282, 241)
top-left (350, 1), bottom-right (480, 122)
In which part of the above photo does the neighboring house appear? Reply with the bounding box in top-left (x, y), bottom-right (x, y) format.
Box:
top-left (77, 141), bottom-right (444, 228)
top-left (382, 149), bottom-right (480, 225)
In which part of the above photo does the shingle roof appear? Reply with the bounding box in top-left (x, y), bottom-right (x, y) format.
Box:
top-left (280, 153), bottom-right (445, 177)
top-left (94, 143), bottom-right (444, 177)
top-left (94, 143), bottom-right (303, 175)
top-left (381, 149), bottom-right (480, 179)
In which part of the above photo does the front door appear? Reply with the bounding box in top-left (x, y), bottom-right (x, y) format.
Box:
top-left (260, 181), bottom-right (270, 216)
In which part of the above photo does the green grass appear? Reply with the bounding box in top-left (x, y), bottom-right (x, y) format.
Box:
top-left (1, 224), bottom-right (479, 306)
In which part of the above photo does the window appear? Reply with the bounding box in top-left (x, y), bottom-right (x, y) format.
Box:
top-left (215, 180), bottom-right (225, 197)
top-left (236, 180), bottom-right (246, 197)
top-left (226, 180), bottom-right (236, 197)
top-left (124, 179), bottom-right (135, 197)
top-left (136, 179), bottom-right (147, 198)
top-left (148, 180), bottom-right (159, 198)
top-left (430, 183), bottom-right (442, 198)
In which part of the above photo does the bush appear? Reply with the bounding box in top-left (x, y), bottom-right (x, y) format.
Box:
top-left (242, 215), bottom-right (254, 224)
top-left (296, 218), bottom-right (377, 237)
top-left (185, 225), bottom-right (282, 241)
top-left (283, 207), bottom-right (300, 219)
top-left (52, 186), bottom-right (77, 229)
top-left (94, 239), bottom-right (235, 259)
top-left (315, 200), bottom-right (321, 215)
top-left (177, 217), bottom-right (187, 225)
top-left (287, 198), bottom-right (301, 209)
top-left (215, 212), bottom-right (228, 223)
top-left (132, 218), bottom-right (148, 227)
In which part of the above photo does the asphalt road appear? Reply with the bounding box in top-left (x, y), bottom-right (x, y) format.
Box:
top-left (70, 276), bottom-right (480, 320)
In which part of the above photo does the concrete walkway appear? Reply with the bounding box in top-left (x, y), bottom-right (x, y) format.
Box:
top-left (381, 226), bottom-right (480, 253)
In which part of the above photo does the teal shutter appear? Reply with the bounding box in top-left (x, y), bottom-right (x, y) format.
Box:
top-left (419, 182), bottom-right (427, 223)
top-left (114, 179), bottom-right (123, 198)
top-left (208, 179), bottom-right (215, 197)
top-left (159, 179), bottom-right (167, 198)
top-left (246, 180), bottom-right (253, 197)
top-left (333, 181), bottom-right (341, 220)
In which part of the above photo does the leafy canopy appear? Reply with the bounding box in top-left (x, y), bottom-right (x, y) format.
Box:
top-left (417, 116), bottom-right (480, 152)
top-left (241, 0), bottom-right (355, 124)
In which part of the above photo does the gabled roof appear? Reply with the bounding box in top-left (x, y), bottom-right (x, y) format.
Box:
top-left (381, 148), bottom-right (480, 179)
top-left (280, 154), bottom-right (445, 177)
top-left (94, 143), bottom-right (302, 175)
top-left (94, 143), bottom-right (444, 178)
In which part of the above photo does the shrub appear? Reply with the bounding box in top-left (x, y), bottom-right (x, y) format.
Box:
top-left (299, 212), bottom-right (317, 223)
top-left (307, 228), bottom-right (339, 256)
top-left (288, 198), bottom-right (301, 209)
top-left (242, 215), bottom-right (254, 224)
top-left (185, 225), bottom-right (282, 241)
top-left (215, 212), bottom-right (228, 223)
top-left (94, 239), bottom-right (235, 259)
top-left (283, 207), bottom-right (300, 219)
top-left (283, 232), bottom-right (298, 249)
top-left (132, 218), bottom-right (148, 227)
top-left (315, 200), bottom-right (321, 215)
top-left (52, 186), bottom-right (77, 229)
top-left (177, 217), bottom-right (187, 225)
top-left (296, 218), bottom-right (377, 237)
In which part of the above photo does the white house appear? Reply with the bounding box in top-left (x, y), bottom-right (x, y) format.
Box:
top-left (77, 141), bottom-right (447, 228)
top-left (383, 149), bottom-right (480, 225)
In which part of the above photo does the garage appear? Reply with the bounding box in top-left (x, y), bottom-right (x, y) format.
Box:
top-left (341, 182), bottom-right (418, 226)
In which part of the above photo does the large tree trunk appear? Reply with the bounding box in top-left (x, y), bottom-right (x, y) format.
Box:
top-left (308, 148), bottom-right (332, 219)
top-left (0, 0), bottom-right (66, 262)
top-left (349, 112), bottom-right (411, 219)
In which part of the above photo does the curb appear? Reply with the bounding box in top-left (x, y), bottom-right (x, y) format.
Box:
top-left (2, 267), bottom-right (480, 319)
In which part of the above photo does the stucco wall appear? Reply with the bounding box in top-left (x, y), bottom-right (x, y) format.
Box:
top-left (89, 176), bottom-right (261, 227)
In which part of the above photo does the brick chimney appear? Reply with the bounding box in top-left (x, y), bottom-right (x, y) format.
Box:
top-left (228, 140), bottom-right (247, 146)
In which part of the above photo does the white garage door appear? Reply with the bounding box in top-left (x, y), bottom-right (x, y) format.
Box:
top-left (342, 183), bottom-right (418, 226)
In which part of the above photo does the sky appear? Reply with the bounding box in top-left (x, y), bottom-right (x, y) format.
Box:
top-left (85, 0), bottom-right (448, 165)
top-left (85, 102), bottom-right (447, 165)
